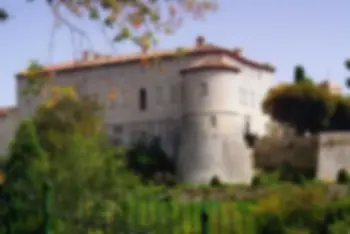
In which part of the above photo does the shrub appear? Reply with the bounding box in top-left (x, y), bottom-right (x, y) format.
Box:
top-left (126, 137), bottom-right (175, 183)
top-left (251, 170), bottom-right (282, 187)
top-left (336, 169), bottom-right (350, 184)
top-left (210, 176), bottom-right (222, 187)
top-left (251, 175), bottom-right (262, 187)
top-left (254, 186), bottom-right (328, 233)
top-left (256, 214), bottom-right (285, 234)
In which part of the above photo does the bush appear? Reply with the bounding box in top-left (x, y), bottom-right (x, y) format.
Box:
top-left (210, 176), bottom-right (222, 187)
top-left (253, 186), bottom-right (328, 233)
top-left (251, 175), bottom-right (262, 188)
top-left (126, 137), bottom-right (175, 183)
top-left (336, 169), bottom-right (350, 184)
top-left (256, 214), bottom-right (285, 234)
top-left (251, 171), bottom-right (282, 187)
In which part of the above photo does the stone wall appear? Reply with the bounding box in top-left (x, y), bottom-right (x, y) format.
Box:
top-left (317, 132), bottom-right (350, 181)
top-left (254, 132), bottom-right (350, 181)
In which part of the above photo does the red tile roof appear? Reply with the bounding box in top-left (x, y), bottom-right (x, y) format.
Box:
top-left (17, 43), bottom-right (275, 77)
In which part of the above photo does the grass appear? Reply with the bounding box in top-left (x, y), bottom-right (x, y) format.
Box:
top-left (122, 193), bottom-right (257, 234)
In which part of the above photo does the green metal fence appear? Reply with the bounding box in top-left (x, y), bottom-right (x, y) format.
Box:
top-left (1, 182), bottom-right (256, 234)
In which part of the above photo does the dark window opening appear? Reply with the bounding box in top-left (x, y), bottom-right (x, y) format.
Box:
top-left (113, 125), bottom-right (123, 134)
top-left (139, 88), bottom-right (147, 111)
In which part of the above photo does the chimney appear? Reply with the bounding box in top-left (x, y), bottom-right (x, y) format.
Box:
top-left (196, 35), bottom-right (205, 47)
top-left (82, 50), bottom-right (91, 61)
top-left (233, 48), bottom-right (242, 55)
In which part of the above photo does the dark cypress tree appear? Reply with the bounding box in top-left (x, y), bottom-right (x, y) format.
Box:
top-left (344, 59), bottom-right (350, 88)
top-left (294, 65), bottom-right (306, 83)
top-left (2, 119), bottom-right (47, 234)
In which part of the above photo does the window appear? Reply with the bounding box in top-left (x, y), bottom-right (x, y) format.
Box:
top-left (200, 82), bottom-right (208, 96)
top-left (210, 115), bottom-right (217, 127)
top-left (113, 125), bottom-right (123, 134)
top-left (139, 88), bottom-right (147, 111)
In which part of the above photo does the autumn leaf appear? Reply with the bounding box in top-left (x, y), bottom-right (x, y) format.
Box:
top-left (130, 12), bottom-right (143, 29)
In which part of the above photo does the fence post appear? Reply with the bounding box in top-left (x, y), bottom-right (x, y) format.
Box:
top-left (200, 205), bottom-right (209, 234)
top-left (43, 180), bottom-right (52, 234)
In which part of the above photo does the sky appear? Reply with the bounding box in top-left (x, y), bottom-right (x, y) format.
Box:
top-left (1, 0), bottom-right (350, 107)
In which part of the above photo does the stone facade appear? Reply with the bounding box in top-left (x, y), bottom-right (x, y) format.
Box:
top-left (0, 36), bottom-right (275, 184)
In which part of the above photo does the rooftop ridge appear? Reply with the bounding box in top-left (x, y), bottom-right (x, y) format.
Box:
top-left (17, 43), bottom-right (275, 77)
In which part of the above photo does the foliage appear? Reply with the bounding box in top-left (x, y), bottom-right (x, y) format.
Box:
top-left (253, 186), bottom-right (328, 233)
top-left (0, 8), bottom-right (8, 21)
top-left (47, 133), bottom-right (140, 234)
top-left (336, 169), bottom-right (350, 184)
top-left (345, 59), bottom-right (350, 88)
top-left (126, 137), bottom-right (175, 184)
top-left (1, 0), bottom-right (217, 50)
top-left (0, 120), bottom-right (48, 234)
top-left (263, 63), bottom-right (350, 134)
top-left (326, 96), bottom-right (350, 131)
top-left (33, 95), bottom-right (103, 152)
top-left (22, 91), bottom-right (141, 233)
top-left (294, 65), bottom-right (306, 83)
top-left (251, 171), bottom-right (282, 188)
top-left (210, 175), bottom-right (222, 187)
top-left (262, 82), bottom-right (335, 135)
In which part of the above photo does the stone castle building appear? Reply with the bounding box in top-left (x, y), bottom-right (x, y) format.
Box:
top-left (0, 36), bottom-right (275, 184)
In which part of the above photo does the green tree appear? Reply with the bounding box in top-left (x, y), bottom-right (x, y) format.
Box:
top-left (31, 94), bottom-right (140, 233)
top-left (1, 120), bottom-right (48, 234)
top-left (47, 133), bottom-right (140, 234)
top-left (262, 82), bottom-right (335, 135)
top-left (33, 94), bottom-right (103, 152)
top-left (327, 96), bottom-right (350, 131)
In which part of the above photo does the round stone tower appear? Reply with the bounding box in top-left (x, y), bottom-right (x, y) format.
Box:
top-left (177, 46), bottom-right (254, 185)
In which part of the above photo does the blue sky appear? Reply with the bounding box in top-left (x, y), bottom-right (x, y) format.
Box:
top-left (1, 0), bottom-right (350, 107)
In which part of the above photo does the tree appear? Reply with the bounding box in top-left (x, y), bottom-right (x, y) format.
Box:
top-left (262, 82), bottom-right (335, 135)
top-left (327, 96), bottom-right (350, 131)
top-left (1, 120), bottom-right (48, 234)
top-left (33, 93), bottom-right (103, 152)
top-left (46, 133), bottom-right (140, 234)
top-left (1, 0), bottom-right (217, 51)
top-left (294, 65), bottom-right (306, 83)
top-left (31, 92), bottom-right (141, 233)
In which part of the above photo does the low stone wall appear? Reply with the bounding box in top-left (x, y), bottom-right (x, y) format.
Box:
top-left (254, 132), bottom-right (350, 181)
top-left (317, 132), bottom-right (350, 181)
top-left (254, 135), bottom-right (318, 171)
